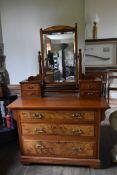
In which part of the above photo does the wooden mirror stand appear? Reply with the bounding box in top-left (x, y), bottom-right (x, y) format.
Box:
top-left (20, 24), bottom-right (82, 97)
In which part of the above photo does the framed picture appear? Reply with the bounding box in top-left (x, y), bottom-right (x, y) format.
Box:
top-left (85, 42), bottom-right (117, 66)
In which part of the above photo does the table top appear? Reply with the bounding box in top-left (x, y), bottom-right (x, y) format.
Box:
top-left (7, 95), bottom-right (109, 110)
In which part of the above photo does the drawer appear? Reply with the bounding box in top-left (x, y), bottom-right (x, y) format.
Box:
top-left (21, 83), bottom-right (40, 91)
top-left (20, 110), bottom-right (95, 123)
top-left (21, 123), bottom-right (95, 136)
top-left (22, 138), bottom-right (96, 158)
top-left (21, 90), bottom-right (40, 97)
top-left (80, 81), bottom-right (102, 90)
top-left (80, 91), bottom-right (101, 98)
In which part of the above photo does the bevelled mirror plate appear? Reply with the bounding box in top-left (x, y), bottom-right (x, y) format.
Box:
top-left (42, 31), bottom-right (76, 83)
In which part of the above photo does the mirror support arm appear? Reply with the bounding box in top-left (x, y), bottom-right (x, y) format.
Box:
top-left (79, 49), bottom-right (82, 80)
top-left (38, 51), bottom-right (42, 76)
top-left (75, 23), bottom-right (78, 84)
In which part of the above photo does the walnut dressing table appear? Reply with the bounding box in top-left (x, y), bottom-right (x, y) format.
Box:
top-left (7, 95), bottom-right (109, 168)
top-left (7, 24), bottom-right (109, 168)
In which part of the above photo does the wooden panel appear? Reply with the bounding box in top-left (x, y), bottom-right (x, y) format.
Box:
top-left (85, 71), bottom-right (107, 81)
top-left (21, 123), bottom-right (95, 137)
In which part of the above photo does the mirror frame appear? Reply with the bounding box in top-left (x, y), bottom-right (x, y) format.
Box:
top-left (40, 24), bottom-right (78, 84)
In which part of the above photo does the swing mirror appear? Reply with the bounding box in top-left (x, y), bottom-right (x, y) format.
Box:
top-left (40, 24), bottom-right (78, 83)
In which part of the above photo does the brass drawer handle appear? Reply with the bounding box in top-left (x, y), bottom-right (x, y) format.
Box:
top-left (34, 128), bottom-right (46, 134)
top-left (22, 112), bottom-right (28, 117)
top-left (72, 112), bottom-right (84, 119)
top-left (35, 144), bottom-right (45, 153)
top-left (28, 86), bottom-right (34, 89)
top-left (31, 112), bottom-right (44, 119)
top-left (72, 128), bottom-right (83, 135)
top-left (72, 147), bottom-right (82, 153)
top-left (87, 92), bottom-right (93, 96)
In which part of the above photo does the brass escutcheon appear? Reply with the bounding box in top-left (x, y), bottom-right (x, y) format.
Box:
top-left (72, 128), bottom-right (83, 135)
top-left (72, 147), bottom-right (82, 153)
top-left (34, 128), bottom-right (46, 134)
top-left (72, 112), bottom-right (84, 119)
top-left (31, 112), bottom-right (44, 119)
top-left (87, 92), bottom-right (93, 96)
top-left (35, 144), bottom-right (45, 153)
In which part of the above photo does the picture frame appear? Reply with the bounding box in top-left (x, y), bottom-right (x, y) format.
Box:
top-left (85, 39), bottom-right (117, 66)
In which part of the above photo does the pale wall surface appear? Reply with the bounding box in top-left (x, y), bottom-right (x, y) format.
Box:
top-left (85, 0), bottom-right (117, 39)
top-left (85, 0), bottom-right (117, 99)
top-left (0, 0), bottom-right (84, 84)
top-left (0, 16), bottom-right (3, 44)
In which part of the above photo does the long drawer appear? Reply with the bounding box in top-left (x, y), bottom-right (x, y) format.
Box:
top-left (19, 110), bottom-right (95, 123)
top-left (22, 138), bottom-right (96, 158)
top-left (21, 123), bottom-right (95, 136)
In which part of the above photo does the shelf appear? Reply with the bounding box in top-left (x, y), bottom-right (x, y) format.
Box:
top-left (85, 65), bottom-right (117, 71)
top-left (85, 38), bottom-right (117, 44)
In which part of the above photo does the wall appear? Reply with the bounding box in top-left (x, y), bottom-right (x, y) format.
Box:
top-left (85, 0), bottom-right (117, 39)
top-left (0, 16), bottom-right (3, 44)
top-left (0, 0), bottom-right (84, 84)
top-left (85, 0), bottom-right (117, 99)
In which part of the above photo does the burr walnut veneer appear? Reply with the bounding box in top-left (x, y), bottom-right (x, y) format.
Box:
top-left (7, 95), bottom-right (109, 168)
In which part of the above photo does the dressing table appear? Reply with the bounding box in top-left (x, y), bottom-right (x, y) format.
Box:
top-left (7, 24), bottom-right (109, 168)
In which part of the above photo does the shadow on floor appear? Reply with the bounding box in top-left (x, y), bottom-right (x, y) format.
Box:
top-left (100, 124), bottom-right (117, 168)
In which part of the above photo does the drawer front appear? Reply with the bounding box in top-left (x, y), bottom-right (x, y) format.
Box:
top-left (21, 90), bottom-right (40, 97)
top-left (80, 83), bottom-right (101, 90)
top-left (21, 123), bottom-right (95, 136)
top-left (21, 83), bottom-right (40, 91)
top-left (20, 110), bottom-right (95, 122)
top-left (22, 139), bottom-right (96, 158)
top-left (80, 91), bottom-right (101, 97)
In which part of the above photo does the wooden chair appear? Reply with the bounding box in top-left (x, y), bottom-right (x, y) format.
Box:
top-left (107, 69), bottom-right (117, 103)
